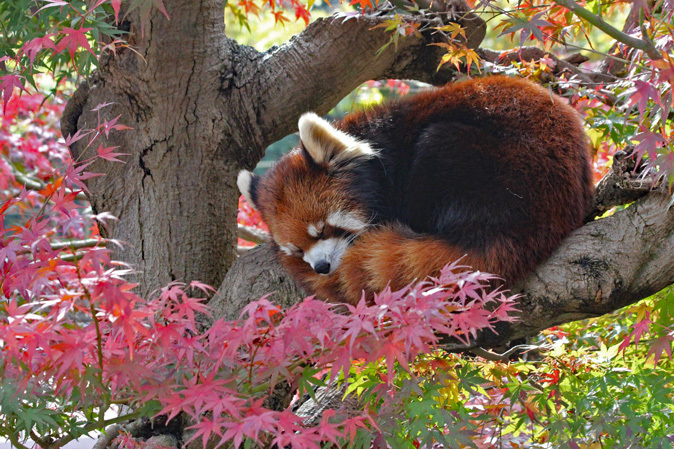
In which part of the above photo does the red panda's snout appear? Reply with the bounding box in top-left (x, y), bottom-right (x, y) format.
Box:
top-left (274, 210), bottom-right (371, 275)
top-left (301, 237), bottom-right (352, 275)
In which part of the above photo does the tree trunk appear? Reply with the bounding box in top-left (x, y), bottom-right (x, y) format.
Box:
top-left (63, 0), bottom-right (242, 297)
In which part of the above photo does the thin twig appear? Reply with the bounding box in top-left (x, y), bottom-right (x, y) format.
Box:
top-left (237, 224), bottom-right (270, 244)
top-left (470, 345), bottom-right (540, 362)
top-left (553, 0), bottom-right (661, 59)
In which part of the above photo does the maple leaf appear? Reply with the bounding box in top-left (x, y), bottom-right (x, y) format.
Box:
top-left (56, 27), bottom-right (96, 61)
top-left (499, 12), bottom-right (552, 46)
top-left (647, 334), bottom-right (674, 365)
top-left (19, 35), bottom-right (57, 65)
top-left (350, 0), bottom-right (373, 10)
top-left (189, 280), bottom-right (216, 294)
top-left (272, 11), bottom-right (290, 26)
top-left (433, 23), bottom-right (466, 41)
top-left (342, 416), bottom-right (369, 446)
top-left (101, 114), bottom-right (133, 137)
top-left (651, 52), bottom-right (674, 86)
top-left (36, 0), bottom-right (68, 12)
top-left (0, 74), bottom-right (26, 113)
top-left (38, 176), bottom-right (64, 197)
top-left (372, 339), bottom-right (409, 378)
top-left (431, 42), bottom-right (481, 73)
top-left (295, 4), bottom-right (310, 26)
top-left (317, 410), bottom-right (344, 446)
top-left (0, 240), bottom-right (23, 268)
top-left (174, 295), bottom-right (209, 330)
top-left (63, 127), bottom-right (95, 147)
top-left (341, 298), bottom-right (378, 352)
top-left (627, 80), bottom-right (664, 121)
top-left (97, 144), bottom-right (129, 163)
top-left (633, 128), bottom-right (667, 168)
top-left (64, 160), bottom-right (103, 193)
top-left (185, 417), bottom-right (224, 449)
top-left (619, 316), bottom-right (651, 352)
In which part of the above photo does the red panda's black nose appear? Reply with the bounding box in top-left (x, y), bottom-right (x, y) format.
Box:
top-left (314, 261), bottom-right (331, 274)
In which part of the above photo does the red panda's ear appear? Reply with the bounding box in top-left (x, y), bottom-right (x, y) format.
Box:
top-left (237, 170), bottom-right (260, 211)
top-left (298, 113), bottom-right (376, 167)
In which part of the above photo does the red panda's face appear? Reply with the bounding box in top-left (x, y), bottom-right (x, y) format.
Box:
top-left (238, 112), bottom-right (377, 276)
top-left (268, 186), bottom-right (370, 275)
top-left (253, 164), bottom-right (369, 275)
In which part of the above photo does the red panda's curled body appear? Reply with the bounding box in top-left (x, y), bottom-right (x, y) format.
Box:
top-left (238, 76), bottom-right (594, 304)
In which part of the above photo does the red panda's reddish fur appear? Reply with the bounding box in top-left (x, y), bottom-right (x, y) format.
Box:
top-left (241, 76), bottom-right (594, 305)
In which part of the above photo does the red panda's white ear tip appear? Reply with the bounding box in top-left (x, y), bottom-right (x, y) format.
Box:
top-left (298, 112), bottom-right (376, 166)
top-left (237, 170), bottom-right (257, 210)
top-left (298, 113), bottom-right (322, 144)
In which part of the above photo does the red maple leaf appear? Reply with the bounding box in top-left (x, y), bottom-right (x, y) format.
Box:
top-left (19, 35), bottom-right (57, 65)
top-left (56, 27), bottom-right (95, 61)
top-left (97, 144), bottom-right (128, 163)
top-left (647, 334), bottom-right (674, 365)
top-left (0, 74), bottom-right (25, 113)
top-left (627, 80), bottom-right (664, 121)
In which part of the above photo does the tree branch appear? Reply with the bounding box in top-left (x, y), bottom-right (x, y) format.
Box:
top-left (552, 0), bottom-right (661, 60)
top-left (241, 0), bottom-right (484, 160)
top-left (237, 224), bottom-right (270, 244)
top-left (453, 188), bottom-right (674, 350)
top-left (219, 188), bottom-right (674, 350)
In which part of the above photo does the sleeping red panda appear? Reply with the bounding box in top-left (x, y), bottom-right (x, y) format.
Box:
top-left (238, 76), bottom-right (594, 305)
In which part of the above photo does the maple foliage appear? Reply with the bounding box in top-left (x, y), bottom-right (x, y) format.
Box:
top-left (0, 88), bottom-right (518, 446)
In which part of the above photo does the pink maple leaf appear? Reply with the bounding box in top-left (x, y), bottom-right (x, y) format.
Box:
top-left (101, 114), bottom-right (133, 137)
top-left (64, 160), bottom-right (103, 193)
top-left (0, 240), bottom-right (22, 268)
top-left (19, 35), bottom-right (57, 65)
top-left (633, 128), bottom-right (667, 168)
top-left (97, 144), bottom-right (128, 163)
top-left (51, 185), bottom-right (82, 216)
top-left (173, 295), bottom-right (209, 330)
top-left (627, 80), bottom-right (664, 121)
top-left (36, 0), bottom-right (68, 12)
top-left (0, 74), bottom-right (25, 113)
top-left (372, 339), bottom-right (409, 378)
top-left (56, 27), bottom-right (95, 61)
top-left (111, 0), bottom-right (122, 23)
top-left (189, 280), bottom-right (216, 294)
top-left (185, 417), bottom-right (224, 449)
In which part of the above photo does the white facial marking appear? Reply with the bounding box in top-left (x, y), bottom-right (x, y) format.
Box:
top-left (302, 237), bottom-right (351, 274)
top-left (307, 221), bottom-right (324, 238)
top-left (279, 242), bottom-right (299, 256)
top-left (327, 210), bottom-right (368, 232)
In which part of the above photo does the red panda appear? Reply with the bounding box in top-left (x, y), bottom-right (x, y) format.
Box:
top-left (238, 76), bottom-right (594, 305)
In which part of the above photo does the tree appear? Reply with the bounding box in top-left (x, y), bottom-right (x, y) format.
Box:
top-left (2, 0), bottom-right (674, 447)
top-left (60, 0), bottom-right (674, 340)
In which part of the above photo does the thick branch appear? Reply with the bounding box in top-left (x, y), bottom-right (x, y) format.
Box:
top-left (241, 0), bottom-right (484, 162)
top-left (218, 189), bottom-right (674, 350)
top-left (459, 189), bottom-right (674, 349)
